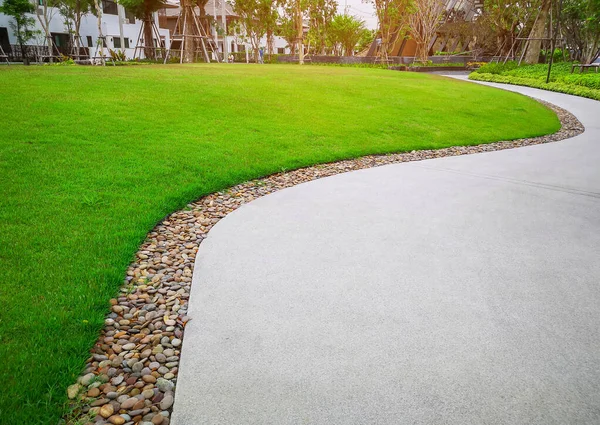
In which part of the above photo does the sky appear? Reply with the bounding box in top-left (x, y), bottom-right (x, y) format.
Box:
top-left (336, 0), bottom-right (378, 29)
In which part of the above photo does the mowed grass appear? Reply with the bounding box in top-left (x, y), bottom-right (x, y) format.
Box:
top-left (0, 64), bottom-right (559, 424)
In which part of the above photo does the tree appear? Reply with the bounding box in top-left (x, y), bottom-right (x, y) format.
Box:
top-left (369, 0), bottom-right (412, 61)
top-left (328, 14), bottom-right (366, 55)
top-left (35, 0), bottom-right (60, 61)
top-left (480, 0), bottom-right (533, 57)
top-left (357, 28), bottom-right (376, 52)
top-left (408, 0), bottom-right (445, 63)
top-left (306, 0), bottom-right (337, 54)
top-left (276, 14), bottom-right (298, 53)
top-left (562, 0), bottom-right (600, 63)
top-left (57, 0), bottom-right (95, 57)
top-left (0, 0), bottom-right (36, 60)
top-left (233, 0), bottom-right (278, 61)
top-left (119, 0), bottom-right (165, 60)
top-left (523, 0), bottom-right (551, 63)
top-left (278, 0), bottom-right (309, 62)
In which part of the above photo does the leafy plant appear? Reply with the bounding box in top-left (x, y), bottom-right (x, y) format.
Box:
top-left (108, 49), bottom-right (127, 61)
top-left (0, 0), bottom-right (37, 59)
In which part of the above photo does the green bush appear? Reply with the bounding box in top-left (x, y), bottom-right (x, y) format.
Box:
top-left (470, 61), bottom-right (600, 100)
top-left (469, 72), bottom-right (600, 101)
top-left (473, 61), bottom-right (519, 75)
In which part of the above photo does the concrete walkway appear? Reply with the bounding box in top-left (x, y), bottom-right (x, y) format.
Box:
top-left (172, 81), bottom-right (600, 425)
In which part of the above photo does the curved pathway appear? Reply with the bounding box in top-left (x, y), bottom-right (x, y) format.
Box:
top-left (172, 81), bottom-right (600, 425)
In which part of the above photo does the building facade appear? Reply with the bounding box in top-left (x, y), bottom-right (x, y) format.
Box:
top-left (0, 0), bottom-right (290, 62)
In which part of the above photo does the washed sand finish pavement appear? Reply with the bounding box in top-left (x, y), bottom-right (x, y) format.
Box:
top-left (172, 80), bottom-right (600, 425)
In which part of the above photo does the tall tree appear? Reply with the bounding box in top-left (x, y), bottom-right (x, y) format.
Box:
top-left (119, 0), bottom-right (165, 59)
top-left (0, 0), bottom-right (36, 59)
top-left (279, 0), bottom-right (309, 62)
top-left (276, 14), bottom-right (298, 53)
top-left (306, 0), bottom-right (337, 54)
top-left (562, 0), bottom-right (600, 63)
top-left (328, 13), bottom-right (366, 55)
top-left (35, 0), bottom-right (60, 61)
top-left (523, 0), bottom-right (551, 63)
top-left (481, 0), bottom-right (533, 56)
top-left (57, 0), bottom-right (95, 57)
top-left (369, 0), bottom-right (412, 61)
top-left (233, 0), bottom-right (278, 60)
top-left (408, 0), bottom-right (445, 63)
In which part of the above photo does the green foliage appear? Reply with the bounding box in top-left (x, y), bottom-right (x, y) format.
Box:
top-left (109, 49), bottom-right (127, 61)
top-left (306, 0), bottom-right (337, 54)
top-left (118, 0), bottom-right (164, 17)
top-left (0, 0), bottom-right (36, 54)
top-left (367, 0), bottom-right (412, 60)
top-left (0, 64), bottom-right (559, 424)
top-left (473, 61), bottom-right (519, 74)
top-left (357, 28), bottom-right (376, 52)
top-left (328, 14), bottom-right (366, 56)
top-left (469, 72), bottom-right (600, 100)
top-left (562, 0), bottom-right (600, 63)
top-left (233, 0), bottom-right (278, 60)
top-left (470, 62), bottom-right (600, 99)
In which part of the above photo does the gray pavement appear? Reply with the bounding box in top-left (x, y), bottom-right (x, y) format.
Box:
top-left (172, 80), bottom-right (600, 425)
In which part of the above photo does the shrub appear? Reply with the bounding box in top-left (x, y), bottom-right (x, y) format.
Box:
top-left (473, 61), bottom-right (519, 74)
top-left (468, 72), bottom-right (600, 101)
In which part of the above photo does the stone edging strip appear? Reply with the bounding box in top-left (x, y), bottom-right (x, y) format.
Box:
top-left (65, 100), bottom-right (583, 425)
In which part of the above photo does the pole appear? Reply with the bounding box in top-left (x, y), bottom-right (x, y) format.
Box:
top-left (117, 4), bottom-right (125, 54)
top-left (221, 0), bottom-right (228, 61)
top-left (546, 0), bottom-right (563, 83)
top-left (296, 0), bottom-right (303, 64)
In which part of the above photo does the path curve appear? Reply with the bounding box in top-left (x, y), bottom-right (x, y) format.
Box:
top-left (173, 81), bottom-right (600, 425)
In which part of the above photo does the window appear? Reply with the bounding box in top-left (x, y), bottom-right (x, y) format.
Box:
top-left (113, 36), bottom-right (121, 49)
top-left (125, 9), bottom-right (135, 23)
top-left (124, 38), bottom-right (130, 48)
top-left (237, 44), bottom-right (245, 52)
top-left (102, 0), bottom-right (118, 15)
top-left (277, 47), bottom-right (285, 54)
top-left (0, 27), bottom-right (11, 54)
top-left (87, 36), bottom-right (93, 47)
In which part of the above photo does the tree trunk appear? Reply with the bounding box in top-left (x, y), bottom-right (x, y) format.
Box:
top-left (36, 3), bottom-right (55, 62)
top-left (143, 11), bottom-right (155, 60)
top-left (415, 40), bottom-right (428, 63)
top-left (181, 0), bottom-right (196, 63)
top-left (524, 0), bottom-right (551, 64)
top-left (93, 0), bottom-right (105, 64)
top-left (75, 7), bottom-right (82, 57)
top-left (296, 0), bottom-right (303, 64)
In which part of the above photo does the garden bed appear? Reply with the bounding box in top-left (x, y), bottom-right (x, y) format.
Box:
top-left (470, 62), bottom-right (600, 101)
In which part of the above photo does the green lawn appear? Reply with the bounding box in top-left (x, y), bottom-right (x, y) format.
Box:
top-left (470, 62), bottom-right (600, 100)
top-left (0, 64), bottom-right (559, 424)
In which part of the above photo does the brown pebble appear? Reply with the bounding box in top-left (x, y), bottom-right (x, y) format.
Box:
top-left (87, 387), bottom-right (100, 397)
top-left (143, 375), bottom-right (157, 384)
top-left (99, 403), bottom-right (114, 418)
top-left (108, 415), bottom-right (125, 425)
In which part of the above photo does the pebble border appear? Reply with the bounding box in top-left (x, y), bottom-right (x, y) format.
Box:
top-left (65, 101), bottom-right (583, 425)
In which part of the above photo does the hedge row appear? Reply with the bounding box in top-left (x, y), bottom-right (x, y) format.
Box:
top-left (468, 72), bottom-right (600, 101)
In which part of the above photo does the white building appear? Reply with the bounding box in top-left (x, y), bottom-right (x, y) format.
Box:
top-left (0, 0), bottom-right (170, 60)
top-left (0, 0), bottom-right (290, 62)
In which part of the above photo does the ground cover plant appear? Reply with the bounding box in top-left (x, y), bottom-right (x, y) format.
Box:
top-left (470, 61), bottom-right (600, 100)
top-left (0, 64), bottom-right (560, 424)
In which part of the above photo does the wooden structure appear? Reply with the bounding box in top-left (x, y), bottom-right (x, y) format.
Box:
top-left (133, 19), bottom-right (167, 60)
top-left (68, 34), bottom-right (89, 60)
top-left (571, 63), bottom-right (600, 73)
top-left (367, 0), bottom-right (483, 59)
top-left (0, 44), bottom-right (8, 64)
top-left (163, 3), bottom-right (221, 63)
